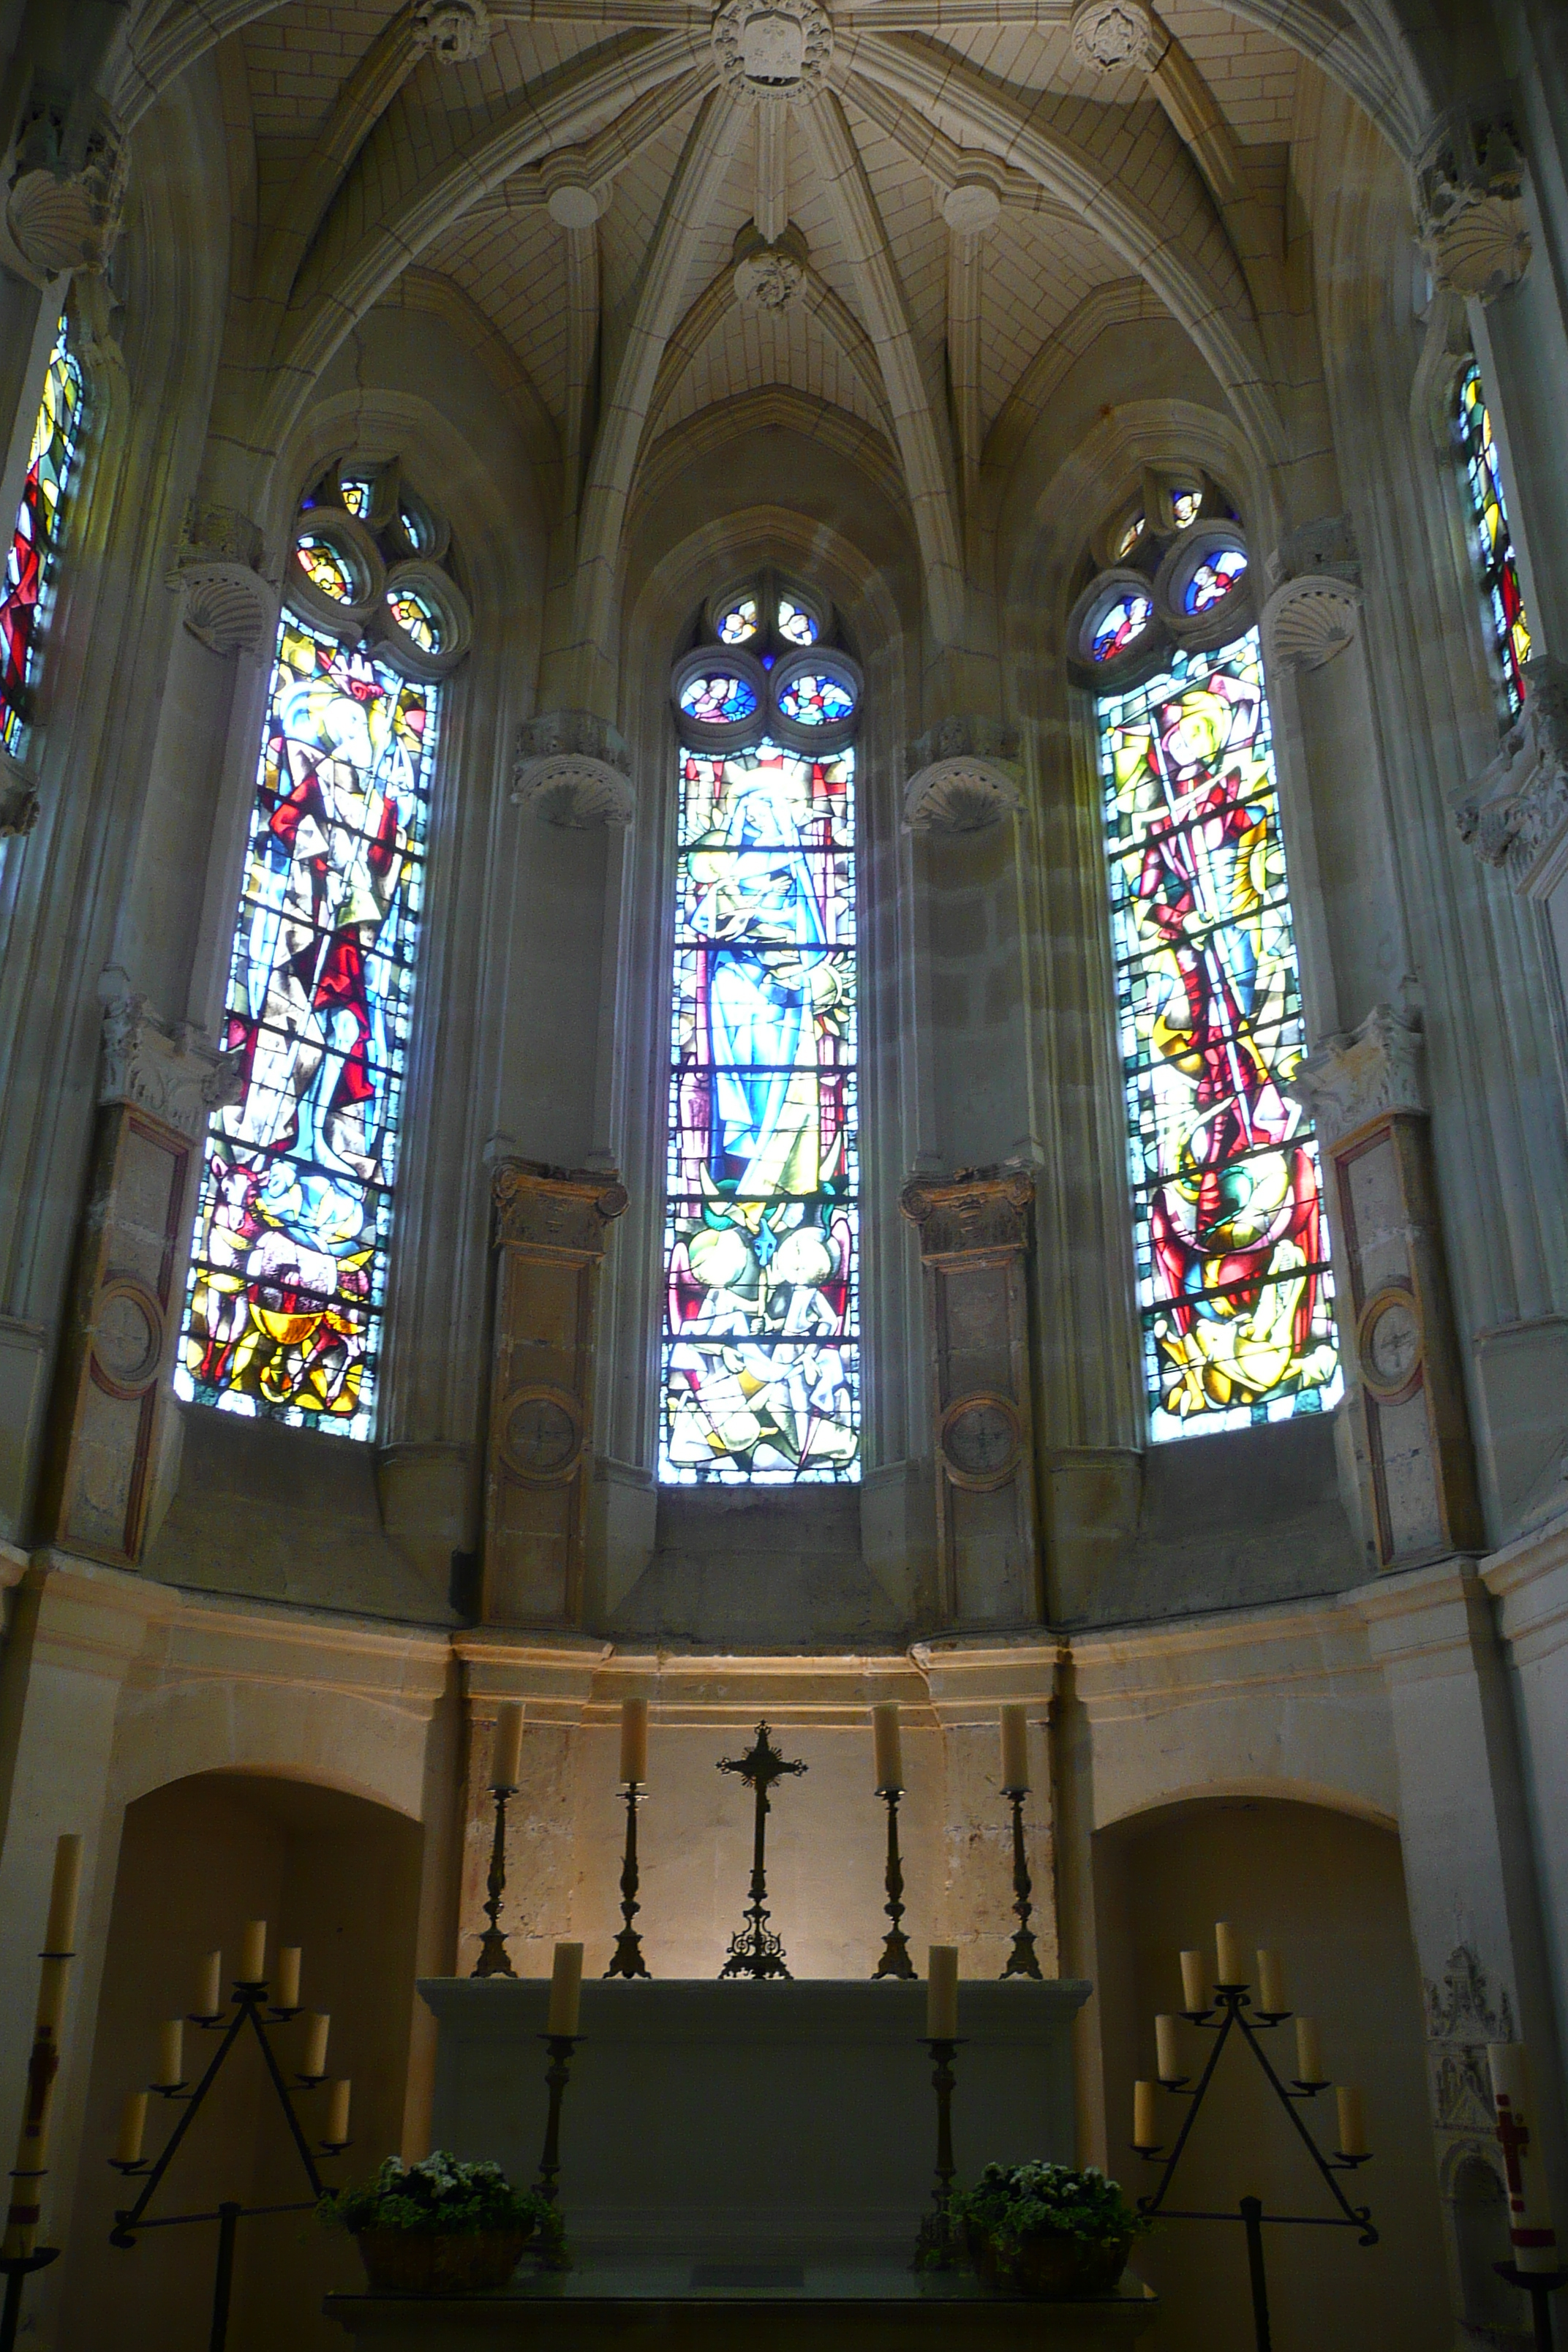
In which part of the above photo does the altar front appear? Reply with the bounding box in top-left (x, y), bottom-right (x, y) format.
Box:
top-left (419, 1978), bottom-right (1088, 2259)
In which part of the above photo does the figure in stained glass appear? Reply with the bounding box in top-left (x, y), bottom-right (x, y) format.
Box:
top-left (1456, 361), bottom-right (1530, 720)
top-left (1098, 630), bottom-right (1340, 1439)
top-left (1093, 592), bottom-right (1153, 664)
top-left (1, 317), bottom-right (86, 755)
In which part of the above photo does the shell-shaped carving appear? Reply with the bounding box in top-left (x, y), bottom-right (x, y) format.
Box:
top-left (174, 561), bottom-right (280, 658)
top-left (513, 753), bottom-right (635, 829)
top-left (1427, 195), bottom-right (1531, 301)
top-left (7, 169), bottom-right (113, 274)
top-left (904, 757), bottom-right (1022, 835)
top-left (1262, 576), bottom-right (1361, 675)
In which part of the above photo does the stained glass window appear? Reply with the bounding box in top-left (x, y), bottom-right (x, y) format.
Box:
top-left (1456, 361), bottom-right (1531, 720)
top-left (1093, 592), bottom-right (1153, 665)
top-left (662, 737), bottom-right (859, 1481)
top-left (1184, 547), bottom-right (1247, 613)
top-left (1172, 486), bottom-right (1202, 528)
top-left (777, 597), bottom-right (818, 646)
top-left (678, 670), bottom-right (760, 725)
top-left (716, 595), bottom-right (760, 645)
top-left (1096, 628), bottom-right (1341, 1440)
top-left (1, 317), bottom-right (86, 757)
top-left (776, 671), bottom-right (855, 727)
top-left (176, 612), bottom-right (439, 1439)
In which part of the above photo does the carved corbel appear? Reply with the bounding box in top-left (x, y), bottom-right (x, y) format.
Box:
top-left (3, 86), bottom-right (128, 281)
top-left (1259, 513), bottom-right (1362, 676)
top-left (1413, 97), bottom-right (1531, 302)
top-left (167, 503), bottom-right (279, 658)
top-left (1453, 655), bottom-right (1568, 900)
top-left (903, 716), bottom-right (1022, 835)
top-left (512, 710), bottom-right (635, 829)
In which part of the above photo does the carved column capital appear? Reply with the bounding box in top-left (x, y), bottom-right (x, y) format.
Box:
top-left (1286, 1005), bottom-right (1426, 1152)
top-left (0, 745), bottom-right (39, 840)
top-left (4, 88), bottom-right (128, 279)
top-left (166, 503), bottom-right (279, 657)
top-left (1413, 97), bottom-right (1531, 301)
top-left (490, 1158), bottom-right (629, 1255)
top-left (512, 711), bottom-right (634, 829)
top-left (903, 717), bottom-right (1022, 835)
top-left (900, 1166), bottom-right (1034, 1256)
top-left (98, 981), bottom-right (244, 1142)
top-left (1453, 655), bottom-right (1568, 898)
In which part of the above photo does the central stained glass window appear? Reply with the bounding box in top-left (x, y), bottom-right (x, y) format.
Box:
top-left (1096, 629), bottom-right (1341, 1439)
top-left (662, 715), bottom-right (859, 1482)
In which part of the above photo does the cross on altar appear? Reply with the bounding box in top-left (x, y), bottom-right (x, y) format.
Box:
top-left (717, 1722), bottom-right (807, 1980)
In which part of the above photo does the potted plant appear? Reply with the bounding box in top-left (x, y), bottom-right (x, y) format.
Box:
top-left (949, 2160), bottom-right (1150, 2296)
top-left (320, 2152), bottom-right (567, 2293)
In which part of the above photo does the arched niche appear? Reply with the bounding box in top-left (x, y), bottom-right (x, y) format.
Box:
top-left (62, 1771), bottom-right (425, 2352)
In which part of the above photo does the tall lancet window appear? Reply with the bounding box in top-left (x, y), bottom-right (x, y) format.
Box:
top-left (1071, 486), bottom-right (1341, 1442)
top-left (1455, 359), bottom-right (1531, 721)
top-left (1, 315), bottom-right (86, 755)
top-left (177, 470), bottom-right (470, 1439)
top-left (662, 576), bottom-right (862, 1482)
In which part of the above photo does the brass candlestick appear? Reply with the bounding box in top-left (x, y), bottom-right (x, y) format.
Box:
top-left (603, 1784), bottom-right (650, 1980)
top-left (535, 2035), bottom-right (581, 2202)
top-left (472, 1779), bottom-right (517, 1979)
top-left (717, 1722), bottom-right (807, 1980)
top-left (872, 1789), bottom-right (916, 1980)
top-left (999, 1788), bottom-right (1042, 1980)
top-left (1, 1836), bottom-right (80, 2352)
top-left (912, 2037), bottom-right (965, 2269)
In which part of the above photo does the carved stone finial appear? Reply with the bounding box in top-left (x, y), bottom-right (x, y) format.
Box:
top-left (0, 747), bottom-right (39, 840)
top-left (733, 221), bottom-right (808, 312)
top-left (411, 0), bottom-right (493, 62)
top-left (1285, 1004), bottom-right (1426, 1150)
top-left (97, 979), bottom-right (244, 1142)
top-left (1069, 0), bottom-right (1167, 74)
top-left (904, 716), bottom-right (1022, 835)
top-left (512, 710), bottom-right (634, 829)
top-left (711, 0), bottom-right (833, 104)
top-left (1414, 100), bottom-right (1531, 301)
top-left (166, 503), bottom-right (278, 657)
top-left (1454, 656), bottom-right (1568, 898)
top-left (4, 88), bottom-right (128, 277)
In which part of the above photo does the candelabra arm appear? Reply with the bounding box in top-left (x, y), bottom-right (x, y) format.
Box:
top-left (1231, 2006), bottom-right (1377, 2239)
top-left (113, 2001), bottom-right (250, 2240)
top-left (1137, 2002), bottom-right (1237, 2217)
top-left (244, 1997), bottom-right (326, 2198)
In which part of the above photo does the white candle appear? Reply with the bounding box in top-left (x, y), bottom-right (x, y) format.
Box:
top-left (927, 1946), bottom-right (960, 2039)
top-left (196, 1950), bottom-right (223, 2017)
top-left (492, 1703), bottom-right (525, 1790)
top-left (1134, 2081), bottom-right (1159, 2151)
top-left (1256, 1950), bottom-right (1286, 2013)
top-left (302, 2013), bottom-right (331, 2078)
top-left (1215, 1921), bottom-right (1246, 1986)
top-left (1179, 1949), bottom-right (1207, 2011)
top-left (1295, 2018), bottom-right (1324, 2084)
top-left (157, 2020), bottom-right (184, 2088)
top-left (274, 1948), bottom-right (302, 2010)
top-left (1155, 2014), bottom-right (1182, 2083)
top-left (1489, 2043), bottom-right (1558, 2272)
top-left (619, 1699), bottom-right (649, 1786)
top-left (239, 1921), bottom-right (267, 1983)
top-left (1335, 2084), bottom-right (1368, 2158)
top-left (547, 1942), bottom-right (584, 2036)
top-left (114, 2092), bottom-right (148, 2167)
top-left (325, 2080), bottom-right (352, 2145)
top-left (872, 1703), bottom-right (903, 1793)
top-left (44, 1835), bottom-right (83, 1954)
top-left (1000, 1705), bottom-right (1030, 1793)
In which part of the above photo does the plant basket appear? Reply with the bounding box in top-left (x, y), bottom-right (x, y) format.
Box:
top-left (987, 2231), bottom-right (1133, 2298)
top-left (353, 2228), bottom-right (533, 2295)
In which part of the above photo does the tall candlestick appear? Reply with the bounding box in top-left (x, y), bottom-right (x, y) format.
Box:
top-left (195, 1950), bottom-right (223, 2019)
top-left (325, 2081), bottom-right (352, 2146)
top-left (1215, 1921), bottom-right (1246, 1986)
top-left (1335, 2085), bottom-right (1368, 2158)
top-left (43, 1835), bottom-right (83, 1954)
top-left (999, 1705), bottom-right (1029, 1794)
top-left (926, 1945), bottom-right (959, 2040)
top-left (1295, 2017), bottom-right (1324, 2084)
top-left (872, 1702), bottom-right (903, 1793)
top-left (156, 2021), bottom-right (184, 2089)
top-left (1256, 1949), bottom-right (1286, 2013)
top-left (1488, 2043), bottom-right (1558, 2273)
top-left (1134, 2081), bottom-right (1159, 2151)
top-left (274, 1948), bottom-right (301, 2010)
top-left (238, 1921), bottom-right (267, 1985)
top-left (492, 1702), bottom-right (525, 1790)
top-left (618, 1698), bottom-right (649, 1787)
top-left (1179, 1949), bottom-right (1207, 2011)
top-left (301, 2013), bottom-right (331, 2079)
top-left (113, 2093), bottom-right (148, 2168)
top-left (547, 1942), bottom-right (583, 2037)
top-left (1155, 2014), bottom-right (1182, 2084)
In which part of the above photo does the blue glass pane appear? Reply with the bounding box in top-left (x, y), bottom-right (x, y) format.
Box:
top-left (1093, 594), bottom-right (1152, 663)
top-left (1183, 547), bottom-right (1246, 613)
top-left (679, 671), bottom-right (759, 724)
top-left (776, 671), bottom-right (854, 725)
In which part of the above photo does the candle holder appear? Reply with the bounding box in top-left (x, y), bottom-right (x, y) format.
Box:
top-left (603, 1783), bottom-right (651, 1980)
top-left (0, 2248), bottom-right (59, 2352)
top-left (998, 1788), bottom-right (1042, 1980)
top-left (535, 2034), bottom-right (581, 2202)
top-left (717, 1722), bottom-right (807, 1980)
top-left (471, 1778), bottom-right (519, 1979)
top-left (1134, 1967), bottom-right (1377, 2352)
top-left (1493, 2263), bottom-right (1567, 2352)
top-left (108, 1964), bottom-right (350, 2352)
top-left (911, 2037), bottom-right (966, 2269)
top-left (870, 1789), bottom-right (916, 1980)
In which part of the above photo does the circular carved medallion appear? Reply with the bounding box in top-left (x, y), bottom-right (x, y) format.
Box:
top-left (940, 1392), bottom-right (1022, 1490)
top-left (711, 0), bottom-right (832, 102)
top-left (501, 1387), bottom-right (584, 1482)
top-left (1357, 1288), bottom-right (1423, 1403)
top-left (93, 1279), bottom-right (164, 1395)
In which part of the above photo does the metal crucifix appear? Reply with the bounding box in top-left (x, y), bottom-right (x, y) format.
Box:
top-left (717, 1721), bottom-right (807, 1980)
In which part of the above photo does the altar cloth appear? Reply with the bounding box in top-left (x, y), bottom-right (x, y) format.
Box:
top-left (420, 1978), bottom-right (1090, 2261)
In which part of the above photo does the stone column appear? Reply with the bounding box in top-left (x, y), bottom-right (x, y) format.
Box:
top-left (482, 1159), bottom-right (627, 1625)
top-left (1290, 1006), bottom-right (1482, 1570)
top-left (900, 1169), bottom-right (1039, 1625)
top-left (35, 984), bottom-right (238, 1564)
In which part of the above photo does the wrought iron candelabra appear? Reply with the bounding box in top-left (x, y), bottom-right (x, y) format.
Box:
top-left (872, 1788), bottom-right (916, 1980)
top-left (472, 1771), bottom-right (519, 1978)
top-left (717, 1721), bottom-right (807, 1980)
top-left (1133, 1955), bottom-right (1376, 2352)
top-left (603, 1782), bottom-right (650, 1980)
top-left (108, 1951), bottom-right (350, 2352)
top-left (999, 1786), bottom-right (1042, 1980)
top-left (913, 2037), bottom-right (965, 2268)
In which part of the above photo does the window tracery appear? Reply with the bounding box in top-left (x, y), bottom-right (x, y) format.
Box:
top-left (1, 315), bottom-right (86, 758)
top-left (662, 578), bottom-right (861, 1483)
top-left (1455, 359), bottom-right (1530, 722)
top-left (1071, 483), bottom-right (1341, 1442)
top-left (176, 465), bottom-right (470, 1440)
